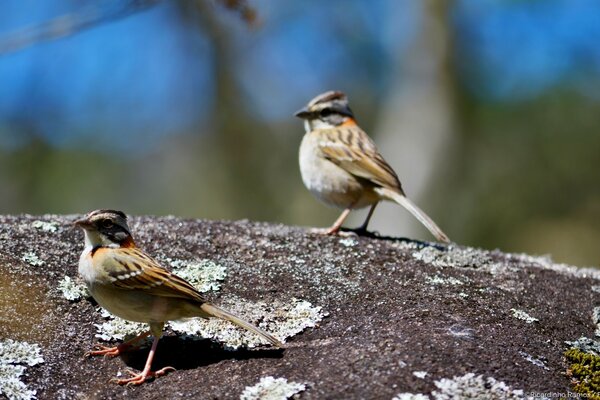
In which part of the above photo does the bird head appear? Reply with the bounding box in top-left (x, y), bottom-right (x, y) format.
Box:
top-left (294, 90), bottom-right (355, 131)
top-left (74, 209), bottom-right (134, 248)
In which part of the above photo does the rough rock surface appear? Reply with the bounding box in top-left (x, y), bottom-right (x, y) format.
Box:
top-left (0, 214), bottom-right (599, 399)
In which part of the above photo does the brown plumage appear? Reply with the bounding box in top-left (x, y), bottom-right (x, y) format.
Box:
top-left (296, 90), bottom-right (451, 243)
top-left (76, 210), bottom-right (281, 385)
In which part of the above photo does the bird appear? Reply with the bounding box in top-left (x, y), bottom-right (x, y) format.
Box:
top-left (74, 209), bottom-right (282, 385)
top-left (295, 90), bottom-right (450, 243)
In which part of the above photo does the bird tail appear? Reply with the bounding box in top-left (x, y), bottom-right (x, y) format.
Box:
top-left (200, 303), bottom-right (283, 347)
top-left (375, 187), bottom-right (451, 244)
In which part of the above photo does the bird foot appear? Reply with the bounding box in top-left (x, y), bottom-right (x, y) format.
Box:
top-left (86, 344), bottom-right (127, 358)
top-left (309, 227), bottom-right (357, 237)
top-left (111, 366), bottom-right (176, 386)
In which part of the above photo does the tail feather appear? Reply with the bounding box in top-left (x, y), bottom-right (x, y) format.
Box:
top-left (376, 187), bottom-right (451, 244)
top-left (200, 303), bottom-right (283, 347)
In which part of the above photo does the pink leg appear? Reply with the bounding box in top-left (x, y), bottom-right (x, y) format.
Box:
top-left (87, 331), bottom-right (151, 358)
top-left (111, 336), bottom-right (175, 386)
top-left (326, 208), bottom-right (352, 234)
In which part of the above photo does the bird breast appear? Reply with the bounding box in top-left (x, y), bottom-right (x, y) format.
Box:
top-left (299, 131), bottom-right (376, 209)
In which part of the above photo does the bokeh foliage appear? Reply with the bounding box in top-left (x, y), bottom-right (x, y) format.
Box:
top-left (0, 0), bottom-right (599, 266)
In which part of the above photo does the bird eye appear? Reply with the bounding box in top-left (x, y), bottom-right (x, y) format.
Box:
top-left (320, 108), bottom-right (332, 117)
top-left (102, 219), bottom-right (113, 228)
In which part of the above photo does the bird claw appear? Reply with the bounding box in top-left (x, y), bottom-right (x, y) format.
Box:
top-left (335, 230), bottom-right (359, 237)
top-left (86, 344), bottom-right (122, 358)
top-left (111, 366), bottom-right (176, 386)
top-left (309, 227), bottom-right (357, 237)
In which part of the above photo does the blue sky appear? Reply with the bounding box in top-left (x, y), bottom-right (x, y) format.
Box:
top-left (0, 0), bottom-right (599, 151)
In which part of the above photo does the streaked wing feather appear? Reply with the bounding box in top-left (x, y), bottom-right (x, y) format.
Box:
top-left (318, 127), bottom-right (401, 190)
top-left (102, 248), bottom-right (206, 302)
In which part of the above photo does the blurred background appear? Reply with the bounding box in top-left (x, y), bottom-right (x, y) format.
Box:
top-left (0, 0), bottom-right (598, 266)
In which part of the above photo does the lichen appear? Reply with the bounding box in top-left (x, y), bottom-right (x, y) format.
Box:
top-left (410, 243), bottom-right (600, 282)
top-left (518, 351), bottom-right (548, 370)
top-left (513, 253), bottom-right (600, 280)
top-left (413, 371), bottom-right (428, 379)
top-left (393, 373), bottom-right (526, 400)
top-left (20, 252), bottom-right (43, 267)
top-left (94, 309), bottom-right (146, 341)
top-left (510, 308), bottom-right (539, 324)
top-left (164, 258), bottom-right (227, 292)
top-left (266, 298), bottom-right (327, 340)
top-left (95, 296), bottom-right (326, 348)
top-left (412, 246), bottom-right (497, 269)
top-left (432, 373), bottom-right (525, 399)
top-left (338, 237), bottom-right (357, 248)
top-left (593, 307), bottom-right (600, 337)
top-left (0, 339), bottom-right (44, 400)
top-left (170, 297), bottom-right (326, 349)
top-left (57, 276), bottom-right (88, 301)
top-left (239, 376), bottom-right (306, 400)
top-left (31, 220), bottom-right (58, 233)
top-left (426, 275), bottom-right (463, 286)
top-left (392, 394), bottom-right (430, 400)
top-left (565, 348), bottom-right (600, 399)
top-left (566, 337), bottom-right (600, 356)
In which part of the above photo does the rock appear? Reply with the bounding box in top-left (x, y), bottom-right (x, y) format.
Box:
top-left (0, 214), bottom-right (598, 399)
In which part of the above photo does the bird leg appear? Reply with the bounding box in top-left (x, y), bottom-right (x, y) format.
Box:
top-left (353, 203), bottom-right (377, 235)
top-left (310, 208), bottom-right (362, 236)
top-left (86, 330), bottom-right (151, 358)
top-left (326, 208), bottom-right (352, 234)
top-left (111, 335), bottom-right (175, 386)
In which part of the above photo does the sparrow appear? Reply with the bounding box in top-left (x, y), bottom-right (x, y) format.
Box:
top-left (295, 90), bottom-right (450, 243)
top-left (75, 209), bottom-right (281, 385)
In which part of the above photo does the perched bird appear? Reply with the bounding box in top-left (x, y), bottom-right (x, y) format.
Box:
top-left (295, 90), bottom-right (450, 243)
top-left (75, 209), bottom-right (281, 385)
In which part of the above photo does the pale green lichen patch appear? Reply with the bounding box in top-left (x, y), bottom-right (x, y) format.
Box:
top-left (94, 309), bottom-right (146, 341)
top-left (239, 376), bottom-right (306, 400)
top-left (57, 276), bottom-right (88, 301)
top-left (512, 252), bottom-right (600, 280)
top-left (431, 373), bottom-right (526, 399)
top-left (164, 258), bottom-right (227, 292)
top-left (170, 297), bottom-right (326, 349)
top-left (592, 307), bottom-right (600, 337)
top-left (338, 237), bottom-right (357, 247)
top-left (392, 394), bottom-right (430, 400)
top-left (31, 220), bottom-right (58, 233)
top-left (0, 340), bottom-right (43, 366)
top-left (413, 371), bottom-right (428, 379)
top-left (518, 351), bottom-right (549, 370)
top-left (566, 337), bottom-right (600, 355)
top-left (411, 246), bottom-right (498, 269)
top-left (426, 275), bottom-right (463, 286)
top-left (410, 243), bottom-right (600, 283)
top-left (0, 339), bottom-right (44, 400)
top-left (20, 252), bottom-right (43, 267)
top-left (392, 373), bottom-right (526, 399)
top-left (510, 308), bottom-right (539, 324)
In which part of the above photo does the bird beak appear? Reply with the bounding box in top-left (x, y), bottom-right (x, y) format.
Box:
top-left (294, 107), bottom-right (312, 119)
top-left (73, 217), bottom-right (91, 229)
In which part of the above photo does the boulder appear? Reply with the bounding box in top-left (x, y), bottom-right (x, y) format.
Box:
top-left (0, 214), bottom-right (598, 399)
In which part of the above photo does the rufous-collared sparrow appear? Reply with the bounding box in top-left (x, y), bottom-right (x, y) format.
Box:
top-left (75, 209), bottom-right (281, 385)
top-left (295, 90), bottom-right (450, 243)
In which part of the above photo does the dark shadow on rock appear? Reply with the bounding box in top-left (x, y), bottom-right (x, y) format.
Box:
top-left (339, 227), bottom-right (448, 251)
top-left (119, 336), bottom-right (284, 372)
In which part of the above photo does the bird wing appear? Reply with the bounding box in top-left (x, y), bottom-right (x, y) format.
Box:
top-left (317, 127), bottom-right (403, 191)
top-left (95, 247), bottom-right (206, 302)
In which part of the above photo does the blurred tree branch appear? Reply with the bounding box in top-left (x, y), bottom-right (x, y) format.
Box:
top-left (0, 0), bottom-right (256, 56)
top-left (0, 1), bottom-right (160, 55)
